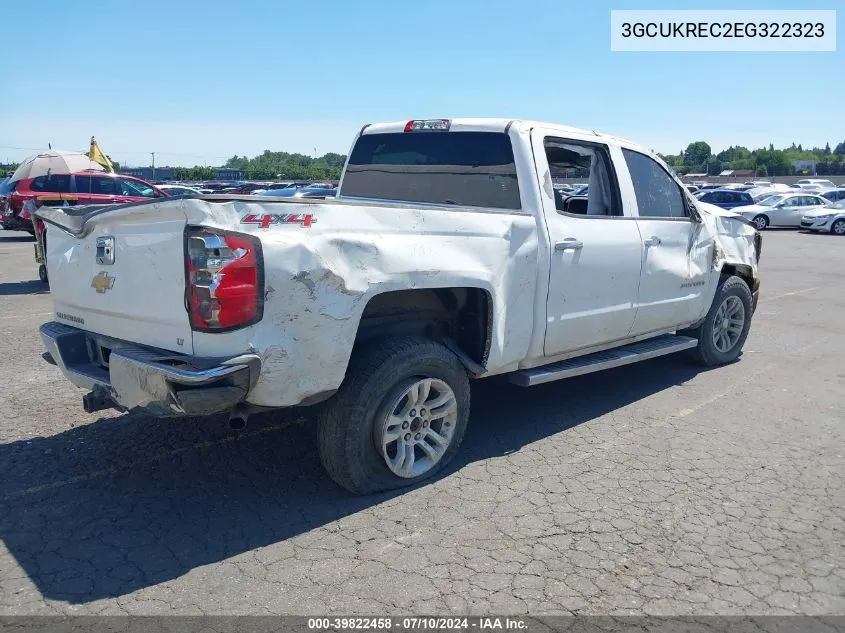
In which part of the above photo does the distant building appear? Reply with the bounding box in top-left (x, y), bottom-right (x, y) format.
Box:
top-left (121, 166), bottom-right (175, 182)
top-left (791, 160), bottom-right (819, 175)
top-left (120, 166), bottom-right (243, 182)
top-left (216, 167), bottom-right (242, 180)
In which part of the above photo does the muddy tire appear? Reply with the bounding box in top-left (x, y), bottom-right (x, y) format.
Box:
top-left (686, 275), bottom-right (753, 367)
top-left (318, 337), bottom-right (470, 495)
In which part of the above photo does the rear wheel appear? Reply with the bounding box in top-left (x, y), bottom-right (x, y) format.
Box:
top-left (318, 337), bottom-right (470, 495)
top-left (832, 219), bottom-right (845, 235)
top-left (686, 275), bottom-right (753, 366)
top-left (38, 264), bottom-right (48, 283)
top-left (752, 215), bottom-right (769, 230)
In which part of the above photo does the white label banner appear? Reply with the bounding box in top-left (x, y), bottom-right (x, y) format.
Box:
top-left (611, 10), bottom-right (836, 51)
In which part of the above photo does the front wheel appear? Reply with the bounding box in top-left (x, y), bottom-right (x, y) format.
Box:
top-left (752, 215), bottom-right (769, 230)
top-left (832, 219), bottom-right (845, 235)
top-left (686, 275), bottom-right (753, 366)
top-left (318, 337), bottom-right (470, 494)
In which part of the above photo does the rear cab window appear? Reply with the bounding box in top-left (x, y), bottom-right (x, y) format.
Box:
top-left (340, 131), bottom-right (521, 210)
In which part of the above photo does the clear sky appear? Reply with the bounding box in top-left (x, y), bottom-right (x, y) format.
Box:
top-left (0, 0), bottom-right (841, 167)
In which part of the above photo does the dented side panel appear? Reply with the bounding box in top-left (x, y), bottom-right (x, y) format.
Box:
top-left (183, 199), bottom-right (540, 408)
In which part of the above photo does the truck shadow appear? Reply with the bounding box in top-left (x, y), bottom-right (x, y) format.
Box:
top-left (0, 355), bottom-right (710, 603)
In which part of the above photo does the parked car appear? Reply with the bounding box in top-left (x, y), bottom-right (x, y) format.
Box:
top-left (795, 178), bottom-right (835, 189)
top-left (695, 189), bottom-right (754, 210)
top-left (157, 184), bottom-right (203, 196)
top-left (800, 198), bottom-right (845, 235)
top-left (2, 172), bottom-right (167, 233)
top-left (225, 183), bottom-right (272, 194)
top-left (259, 186), bottom-right (337, 198)
top-left (818, 188), bottom-right (845, 203)
top-left (736, 193), bottom-right (830, 229)
top-left (35, 117), bottom-right (761, 494)
top-left (744, 181), bottom-right (772, 187)
top-left (685, 185), bottom-right (700, 194)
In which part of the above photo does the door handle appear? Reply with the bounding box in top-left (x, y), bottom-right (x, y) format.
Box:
top-left (555, 239), bottom-right (583, 252)
top-left (644, 236), bottom-right (662, 247)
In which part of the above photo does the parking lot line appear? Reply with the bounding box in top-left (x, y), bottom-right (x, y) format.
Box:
top-left (764, 286), bottom-right (819, 301)
top-left (0, 312), bottom-right (52, 322)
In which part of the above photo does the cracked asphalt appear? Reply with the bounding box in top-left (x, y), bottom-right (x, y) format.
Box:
top-left (0, 229), bottom-right (843, 616)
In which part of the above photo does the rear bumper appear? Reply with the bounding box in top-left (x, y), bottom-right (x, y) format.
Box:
top-left (40, 322), bottom-right (261, 417)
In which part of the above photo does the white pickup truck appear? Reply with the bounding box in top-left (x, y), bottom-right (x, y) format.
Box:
top-left (36, 118), bottom-right (762, 494)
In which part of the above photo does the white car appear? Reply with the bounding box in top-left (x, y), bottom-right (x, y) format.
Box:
top-left (800, 199), bottom-right (845, 235)
top-left (796, 178), bottom-right (836, 189)
top-left (158, 184), bottom-right (203, 196)
top-left (736, 193), bottom-right (831, 230)
top-left (34, 117), bottom-right (761, 494)
top-left (818, 188), bottom-right (845, 203)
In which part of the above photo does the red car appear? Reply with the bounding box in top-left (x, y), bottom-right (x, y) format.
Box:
top-left (1, 171), bottom-right (168, 233)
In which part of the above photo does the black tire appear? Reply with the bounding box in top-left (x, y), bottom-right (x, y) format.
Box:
top-left (832, 219), bottom-right (845, 236)
top-left (38, 264), bottom-right (48, 283)
top-left (752, 215), bottom-right (769, 230)
top-left (686, 275), bottom-right (753, 366)
top-left (317, 337), bottom-right (470, 495)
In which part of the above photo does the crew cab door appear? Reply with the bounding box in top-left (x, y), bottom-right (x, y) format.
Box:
top-left (620, 148), bottom-right (712, 335)
top-left (532, 130), bottom-right (643, 356)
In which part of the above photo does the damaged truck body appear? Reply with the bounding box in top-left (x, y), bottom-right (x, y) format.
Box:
top-left (36, 118), bottom-right (762, 494)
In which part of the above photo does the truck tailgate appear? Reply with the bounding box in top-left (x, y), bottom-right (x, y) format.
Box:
top-left (43, 202), bottom-right (193, 354)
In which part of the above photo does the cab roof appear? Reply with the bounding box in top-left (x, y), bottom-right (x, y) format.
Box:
top-left (360, 118), bottom-right (649, 153)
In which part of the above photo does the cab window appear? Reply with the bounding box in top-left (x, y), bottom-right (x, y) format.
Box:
top-left (30, 175), bottom-right (71, 193)
top-left (622, 149), bottom-right (687, 219)
top-left (543, 138), bottom-right (620, 217)
top-left (119, 178), bottom-right (157, 197)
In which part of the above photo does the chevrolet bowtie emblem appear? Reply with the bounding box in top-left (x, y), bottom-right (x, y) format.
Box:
top-left (91, 271), bottom-right (115, 294)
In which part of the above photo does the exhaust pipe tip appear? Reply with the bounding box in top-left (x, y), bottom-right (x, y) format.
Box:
top-left (83, 391), bottom-right (114, 414)
top-left (228, 404), bottom-right (249, 431)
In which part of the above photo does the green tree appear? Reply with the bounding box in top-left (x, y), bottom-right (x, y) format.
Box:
top-left (755, 164), bottom-right (768, 177)
top-left (706, 159), bottom-right (723, 176)
top-left (682, 141), bottom-right (712, 171)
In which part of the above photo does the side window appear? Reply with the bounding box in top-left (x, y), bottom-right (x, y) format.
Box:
top-left (30, 175), bottom-right (71, 193)
top-left (91, 176), bottom-right (119, 195)
top-left (74, 175), bottom-right (92, 193)
top-left (622, 149), bottom-right (687, 219)
top-left (543, 138), bottom-right (619, 216)
top-left (119, 178), bottom-right (157, 197)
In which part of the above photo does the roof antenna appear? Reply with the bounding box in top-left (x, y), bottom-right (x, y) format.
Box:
top-left (48, 143), bottom-right (52, 149)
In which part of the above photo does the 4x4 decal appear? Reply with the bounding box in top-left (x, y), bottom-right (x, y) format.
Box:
top-left (240, 213), bottom-right (316, 229)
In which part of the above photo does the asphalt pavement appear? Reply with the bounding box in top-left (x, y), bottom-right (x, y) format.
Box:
top-left (0, 229), bottom-right (843, 615)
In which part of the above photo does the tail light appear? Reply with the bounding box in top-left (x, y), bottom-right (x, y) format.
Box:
top-left (185, 227), bottom-right (263, 332)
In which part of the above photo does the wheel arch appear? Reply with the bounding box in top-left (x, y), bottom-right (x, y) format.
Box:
top-left (354, 286), bottom-right (494, 374)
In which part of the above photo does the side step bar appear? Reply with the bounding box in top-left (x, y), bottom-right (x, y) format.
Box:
top-left (510, 334), bottom-right (698, 387)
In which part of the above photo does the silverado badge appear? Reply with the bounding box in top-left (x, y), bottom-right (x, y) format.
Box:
top-left (91, 271), bottom-right (115, 294)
